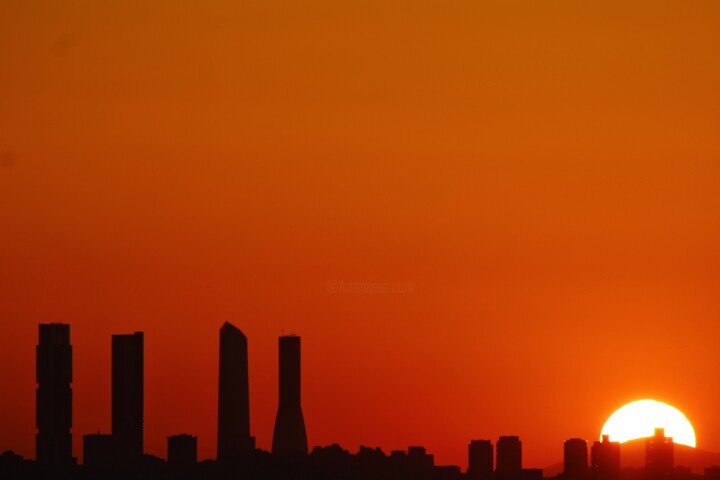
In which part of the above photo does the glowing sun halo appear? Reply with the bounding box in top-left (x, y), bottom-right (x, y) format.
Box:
top-left (601, 399), bottom-right (696, 447)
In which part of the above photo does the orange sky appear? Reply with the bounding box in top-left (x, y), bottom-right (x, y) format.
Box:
top-left (1, 0), bottom-right (720, 470)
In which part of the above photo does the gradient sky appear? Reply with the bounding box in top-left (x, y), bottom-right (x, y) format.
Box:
top-left (1, 0), bottom-right (720, 469)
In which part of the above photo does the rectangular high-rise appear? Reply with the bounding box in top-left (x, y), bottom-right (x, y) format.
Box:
top-left (36, 323), bottom-right (73, 465)
top-left (591, 434), bottom-right (620, 480)
top-left (217, 322), bottom-right (252, 461)
top-left (112, 331), bottom-right (144, 462)
top-left (496, 436), bottom-right (522, 479)
top-left (646, 428), bottom-right (673, 477)
top-left (564, 438), bottom-right (588, 480)
top-left (468, 439), bottom-right (493, 480)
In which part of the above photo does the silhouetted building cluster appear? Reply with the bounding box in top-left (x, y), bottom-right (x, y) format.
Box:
top-left (76, 330), bottom-right (145, 470)
top-left (14, 322), bottom-right (311, 478)
top-left (1, 323), bottom-right (719, 480)
top-left (466, 436), bottom-right (543, 480)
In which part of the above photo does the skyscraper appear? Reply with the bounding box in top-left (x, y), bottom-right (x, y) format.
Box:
top-left (646, 428), bottom-right (673, 477)
top-left (496, 436), bottom-right (522, 478)
top-left (564, 438), bottom-right (588, 480)
top-left (112, 331), bottom-right (144, 462)
top-left (271, 335), bottom-right (308, 458)
top-left (591, 435), bottom-right (620, 480)
top-left (217, 322), bottom-right (252, 461)
top-left (36, 323), bottom-right (73, 466)
top-left (468, 439), bottom-right (493, 480)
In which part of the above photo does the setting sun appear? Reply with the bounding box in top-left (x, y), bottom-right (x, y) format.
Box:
top-left (601, 399), bottom-right (696, 448)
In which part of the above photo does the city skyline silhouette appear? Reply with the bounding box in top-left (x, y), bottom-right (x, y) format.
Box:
top-left (3, 321), bottom-right (719, 480)
top-left (3, 1), bottom-right (720, 477)
top-left (2, 322), bottom-right (718, 479)
top-left (2, 317), bottom-right (719, 471)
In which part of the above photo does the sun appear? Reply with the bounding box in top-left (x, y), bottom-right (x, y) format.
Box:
top-left (601, 399), bottom-right (696, 447)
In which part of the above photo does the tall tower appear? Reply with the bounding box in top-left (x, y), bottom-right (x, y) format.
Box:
top-left (564, 438), bottom-right (588, 480)
top-left (646, 428), bottom-right (673, 477)
top-left (496, 436), bottom-right (522, 478)
top-left (591, 435), bottom-right (620, 480)
top-left (217, 322), bottom-right (252, 461)
top-left (468, 439), bottom-right (493, 480)
top-left (36, 323), bottom-right (73, 465)
top-left (112, 331), bottom-right (144, 462)
top-left (271, 335), bottom-right (308, 458)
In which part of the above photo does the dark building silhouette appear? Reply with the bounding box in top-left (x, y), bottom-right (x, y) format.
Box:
top-left (390, 449), bottom-right (407, 463)
top-left (591, 435), bottom-right (620, 480)
top-left (521, 468), bottom-right (544, 480)
top-left (356, 444), bottom-right (387, 476)
top-left (646, 428), bottom-right (674, 478)
top-left (407, 446), bottom-right (434, 470)
top-left (272, 335), bottom-right (308, 458)
top-left (23, 321), bottom-right (716, 480)
top-left (168, 434), bottom-right (197, 467)
top-left (83, 434), bottom-right (114, 468)
top-left (468, 439), bottom-right (493, 480)
top-left (309, 443), bottom-right (352, 472)
top-left (705, 466), bottom-right (720, 480)
top-left (437, 465), bottom-right (464, 480)
top-left (563, 438), bottom-right (588, 480)
top-left (112, 332), bottom-right (144, 463)
top-left (217, 322), bottom-right (252, 462)
top-left (675, 465), bottom-right (693, 480)
top-left (36, 323), bottom-right (74, 466)
top-left (496, 436), bottom-right (522, 476)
